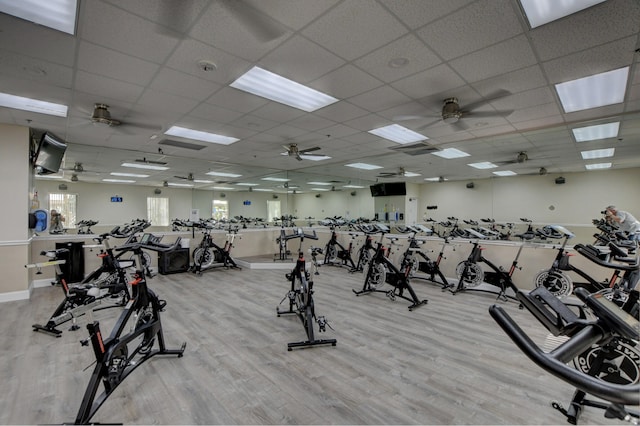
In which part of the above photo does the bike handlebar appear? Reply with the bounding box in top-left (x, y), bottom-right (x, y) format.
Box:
top-left (489, 288), bottom-right (640, 406)
top-left (114, 234), bottom-right (181, 253)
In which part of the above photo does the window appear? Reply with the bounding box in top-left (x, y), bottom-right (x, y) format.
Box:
top-left (212, 199), bottom-right (228, 221)
top-left (147, 197), bottom-right (169, 226)
top-left (49, 193), bottom-right (77, 229)
top-left (267, 200), bottom-right (281, 223)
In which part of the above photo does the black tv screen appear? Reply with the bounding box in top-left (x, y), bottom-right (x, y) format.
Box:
top-left (35, 132), bottom-right (67, 174)
top-left (383, 182), bottom-right (406, 196)
top-left (369, 182), bottom-right (406, 197)
top-left (370, 183), bottom-right (384, 197)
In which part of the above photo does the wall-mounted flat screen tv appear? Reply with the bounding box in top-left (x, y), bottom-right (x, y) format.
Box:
top-left (369, 182), bottom-right (406, 197)
top-left (34, 132), bottom-right (67, 174)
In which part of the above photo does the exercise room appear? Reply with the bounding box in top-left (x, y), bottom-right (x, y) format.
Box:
top-left (0, 0), bottom-right (639, 424)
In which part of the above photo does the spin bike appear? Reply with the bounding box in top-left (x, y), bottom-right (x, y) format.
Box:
top-left (350, 224), bottom-right (377, 273)
top-left (323, 226), bottom-right (357, 269)
top-left (277, 251), bottom-right (337, 350)
top-left (31, 230), bottom-right (135, 337)
top-left (353, 224), bottom-right (428, 311)
top-left (449, 240), bottom-right (524, 301)
top-left (274, 227), bottom-right (318, 261)
top-left (491, 286), bottom-right (639, 425)
top-left (70, 233), bottom-right (186, 425)
top-left (191, 224), bottom-right (241, 273)
top-left (534, 225), bottom-right (639, 299)
top-left (396, 225), bottom-right (451, 289)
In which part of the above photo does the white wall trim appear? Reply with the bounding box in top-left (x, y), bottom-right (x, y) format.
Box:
top-left (0, 238), bottom-right (31, 247)
top-left (0, 288), bottom-right (30, 303)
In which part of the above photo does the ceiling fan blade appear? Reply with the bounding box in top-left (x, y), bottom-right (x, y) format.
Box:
top-left (295, 153), bottom-right (303, 161)
top-left (415, 118), bottom-right (442, 131)
top-left (393, 115), bottom-right (428, 121)
top-left (450, 120), bottom-right (469, 131)
top-left (220, 0), bottom-right (286, 42)
top-left (462, 89), bottom-right (512, 112)
top-left (299, 146), bottom-right (321, 154)
top-left (463, 109), bottom-right (514, 119)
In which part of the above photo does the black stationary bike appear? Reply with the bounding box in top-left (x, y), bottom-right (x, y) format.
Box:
top-left (323, 226), bottom-right (357, 269)
top-left (350, 224), bottom-right (378, 273)
top-left (449, 240), bottom-right (524, 301)
top-left (534, 225), bottom-right (639, 299)
top-left (396, 225), bottom-right (451, 289)
top-left (491, 286), bottom-right (639, 425)
top-left (31, 230), bottom-right (135, 337)
top-left (353, 224), bottom-right (428, 311)
top-left (71, 233), bottom-right (186, 425)
top-left (191, 223), bottom-right (241, 273)
top-left (277, 251), bottom-right (337, 351)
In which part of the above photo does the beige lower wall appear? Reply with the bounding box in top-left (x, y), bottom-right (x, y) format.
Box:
top-left (0, 242), bottom-right (30, 300)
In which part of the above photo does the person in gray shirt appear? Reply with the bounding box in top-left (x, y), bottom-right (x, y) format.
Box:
top-left (605, 205), bottom-right (640, 241)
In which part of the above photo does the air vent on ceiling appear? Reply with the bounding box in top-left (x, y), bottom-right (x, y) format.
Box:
top-left (390, 142), bottom-right (439, 156)
top-left (159, 139), bottom-right (206, 150)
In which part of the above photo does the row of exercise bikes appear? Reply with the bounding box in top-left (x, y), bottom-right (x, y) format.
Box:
top-left (304, 217), bottom-right (639, 424)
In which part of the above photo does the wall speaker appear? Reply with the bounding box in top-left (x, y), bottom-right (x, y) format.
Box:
top-left (466, 182), bottom-right (475, 189)
top-left (58, 183), bottom-right (68, 190)
top-left (154, 188), bottom-right (161, 194)
top-left (350, 191), bottom-right (357, 196)
top-left (555, 177), bottom-right (566, 185)
top-left (273, 194), bottom-right (279, 199)
top-left (158, 248), bottom-right (190, 275)
top-left (315, 194), bottom-right (321, 198)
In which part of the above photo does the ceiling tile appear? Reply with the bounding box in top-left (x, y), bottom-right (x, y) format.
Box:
top-left (353, 34), bottom-right (442, 83)
top-left (391, 64), bottom-right (466, 100)
top-left (301, 0), bottom-right (408, 61)
top-left (449, 35), bottom-right (537, 83)
top-left (309, 64), bottom-right (383, 99)
top-left (417, 0), bottom-right (524, 61)
top-left (383, 0), bottom-right (472, 29)
top-left (150, 68), bottom-right (222, 102)
top-left (259, 35), bottom-right (345, 83)
top-left (347, 85), bottom-right (413, 113)
top-left (74, 70), bottom-right (144, 103)
top-left (76, 41), bottom-right (159, 86)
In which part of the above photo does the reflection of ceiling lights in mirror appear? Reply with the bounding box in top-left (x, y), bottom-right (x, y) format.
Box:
top-left (102, 178), bottom-right (135, 183)
top-left (206, 171), bottom-right (242, 178)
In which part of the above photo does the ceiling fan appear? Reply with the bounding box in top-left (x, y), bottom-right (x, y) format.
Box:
top-left (156, 0), bottom-right (286, 41)
top-left (496, 151), bottom-right (529, 165)
top-left (282, 143), bottom-right (325, 161)
top-left (174, 172), bottom-right (195, 181)
top-left (86, 104), bottom-right (160, 134)
top-left (61, 162), bottom-right (100, 175)
top-left (394, 90), bottom-right (513, 130)
top-left (377, 167), bottom-right (419, 178)
top-left (135, 157), bottom-right (167, 166)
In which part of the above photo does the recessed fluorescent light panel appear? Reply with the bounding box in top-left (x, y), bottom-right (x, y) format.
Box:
top-left (468, 162), bottom-right (498, 169)
top-left (212, 186), bottom-right (235, 190)
top-left (300, 155), bottom-right (331, 161)
top-left (230, 66), bottom-right (339, 112)
top-left (252, 188), bottom-right (274, 192)
top-left (424, 177), bottom-right (445, 181)
top-left (581, 148), bottom-right (614, 159)
top-left (121, 162), bottom-right (169, 171)
top-left (431, 148), bottom-right (470, 159)
top-left (205, 171), bottom-right (242, 178)
top-left (235, 183), bottom-right (259, 186)
top-left (36, 174), bottom-right (63, 179)
top-left (585, 162), bottom-right (612, 170)
top-left (193, 179), bottom-right (213, 184)
top-left (0, 92), bottom-right (68, 117)
top-left (403, 171), bottom-right (421, 177)
top-left (572, 122), bottom-right (620, 142)
top-left (0, 0), bottom-right (79, 35)
top-left (165, 126), bottom-right (239, 145)
top-left (493, 170), bottom-right (517, 176)
top-left (345, 163), bottom-right (383, 170)
top-left (110, 172), bottom-right (149, 178)
top-left (167, 182), bottom-right (194, 187)
top-left (519, 0), bottom-right (605, 28)
top-left (556, 67), bottom-right (629, 113)
top-left (261, 177), bottom-right (290, 182)
top-left (368, 124), bottom-right (428, 144)
top-left (102, 179), bottom-right (135, 183)
top-left (311, 188), bottom-right (331, 191)
top-left (343, 185), bottom-right (365, 188)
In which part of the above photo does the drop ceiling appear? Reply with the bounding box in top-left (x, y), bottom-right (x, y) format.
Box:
top-left (0, 0), bottom-right (639, 193)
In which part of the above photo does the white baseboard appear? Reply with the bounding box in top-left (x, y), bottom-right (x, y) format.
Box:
top-left (33, 278), bottom-right (55, 288)
top-left (0, 289), bottom-right (30, 303)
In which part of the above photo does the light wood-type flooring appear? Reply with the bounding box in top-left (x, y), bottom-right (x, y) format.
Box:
top-left (1, 263), bottom-right (636, 424)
